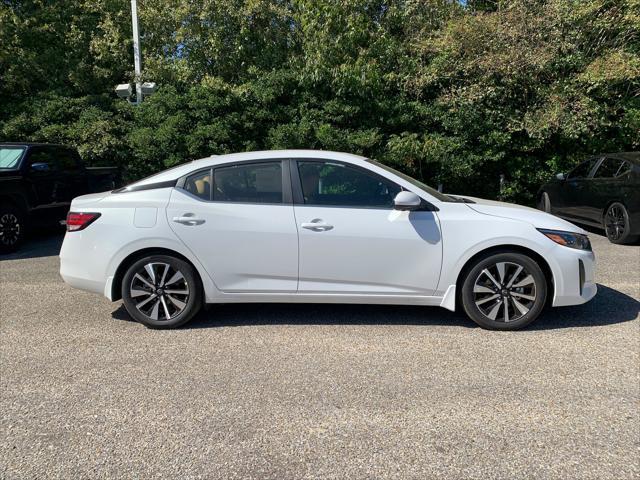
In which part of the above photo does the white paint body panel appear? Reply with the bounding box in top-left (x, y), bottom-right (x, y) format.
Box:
top-left (295, 207), bottom-right (442, 294)
top-left (59, 150), bottom-right (597, 315)
top-left (166, 188), bottom-right (298, 292)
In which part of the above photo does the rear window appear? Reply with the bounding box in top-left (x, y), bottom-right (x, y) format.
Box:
top-left (0, 147), bottom-right (26, 169)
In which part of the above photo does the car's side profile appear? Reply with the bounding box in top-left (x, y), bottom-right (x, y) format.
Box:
top-left (60, 150), bottom-right (597, 330)
top-left (538, 152), bottom-right (640, 244)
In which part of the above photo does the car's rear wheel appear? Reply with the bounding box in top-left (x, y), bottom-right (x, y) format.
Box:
top-left (121, 255), bottom-right (202, 328)
top-left (0, 205), bottom-right (25, 254)
top-left (604, 202), bottom-right (638, 245)
top-left (461, 252), bottom-right (547, 330)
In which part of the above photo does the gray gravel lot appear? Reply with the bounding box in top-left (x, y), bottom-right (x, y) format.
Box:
top-left (1, 231), bottom-right (639, 479)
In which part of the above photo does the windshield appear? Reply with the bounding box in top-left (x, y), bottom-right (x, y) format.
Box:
top-left (365, 159), bottom-right (453, 202)
top-left (0, 147), bottom-right (26, 169)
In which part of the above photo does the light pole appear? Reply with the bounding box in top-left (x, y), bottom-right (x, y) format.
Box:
top-left (115, 0), bottom-right (156, 104)
top-left (131, 0), bottom-right (143, 105)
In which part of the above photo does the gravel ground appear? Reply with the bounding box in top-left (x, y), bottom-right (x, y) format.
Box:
top-left (1, 231), bottom-right (638, 479)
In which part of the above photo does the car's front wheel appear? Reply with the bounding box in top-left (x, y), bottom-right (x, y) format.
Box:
top-left (461, 252), bottom-right (547, 330)
top-left (121, 254), bottom-right (203, 328)
top-left (0, 205), bottom-right (25, 254)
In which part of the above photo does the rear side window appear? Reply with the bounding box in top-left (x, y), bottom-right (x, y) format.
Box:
top-left (213, 162), bottom-right (282, 204)
top-left (615, 161), bottom-right (632, 177)
top-left (297, 160), bottom-right (401, 208)
top-left (593, 158), bottom-right (624, 178)
top-left (183, 169), bottom-right (212, 200)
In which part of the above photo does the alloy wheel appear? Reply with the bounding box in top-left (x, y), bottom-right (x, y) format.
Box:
top-left (605, 204), bottom-right (626, 242)
top-left (473, 261), bottom-right (537, 323)
top-left (129, 262), bottom-right (190, 321)
top-left (0, 213), bottom-right (21, 247)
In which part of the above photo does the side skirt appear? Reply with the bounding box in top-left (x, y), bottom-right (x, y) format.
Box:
top-left (206, 292), bottom-right (448, 307)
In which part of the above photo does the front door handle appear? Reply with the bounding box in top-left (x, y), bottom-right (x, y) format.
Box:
top-left (172, 213), bottom-right (205, 226)
top-left (301, 219), bottom-right (333, 231)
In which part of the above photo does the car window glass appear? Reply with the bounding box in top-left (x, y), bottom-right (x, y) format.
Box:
top-left (615, 161), bottom-right (632, 177)
top-left (213, 162), bottom-right (282, 203)
top-left (567, 159), bottom-right (596, 180)
top-left (27, 149), bottom-right (57, 170)
top-left (183, 169), bottom-right (212, 200)
top-left (593, 158), bottom-right (624, 178)
top-left (297, 161), bottom-right (401, 207)
top-left (0, 147), bottom-right (26, 168)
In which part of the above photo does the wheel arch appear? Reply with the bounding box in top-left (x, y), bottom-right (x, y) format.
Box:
top-left (111, 247), bottom-right (204, 302)
top-left (0, 194), bottom-right (28, 214)
top-left (454, 244), bottom-right (554, 309)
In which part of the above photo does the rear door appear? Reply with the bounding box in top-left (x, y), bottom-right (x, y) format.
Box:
top-left (589, 157), bottom-right (626, 222)
top-left (167, 160), bottom-right (299, 292)
top-left (292, 159), bottom-right (442, 295)
top-left (23, 147), bottom-right (67, 221)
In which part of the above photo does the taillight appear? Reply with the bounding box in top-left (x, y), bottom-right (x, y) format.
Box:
top-left (66, 212), bottom-right (101, 232)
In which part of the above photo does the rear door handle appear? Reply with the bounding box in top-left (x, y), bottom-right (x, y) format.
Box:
top-left (301, 219), bottom-right (333, 231)
top-left (172, 213), bottom-right (205, 226)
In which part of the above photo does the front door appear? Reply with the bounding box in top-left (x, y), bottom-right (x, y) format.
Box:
top-left (557, 157), bottom-right (598, 222)
top-left (292, 160), bottom-right (442, 295)
top-left (167, 160), bottom-right (299, 292)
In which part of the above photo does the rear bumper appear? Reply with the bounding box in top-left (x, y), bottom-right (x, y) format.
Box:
top-left (59, 231), bottom-right (110, 297)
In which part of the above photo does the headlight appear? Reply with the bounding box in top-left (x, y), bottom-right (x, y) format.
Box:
top-left (537, 229), bottom-right (592, 251)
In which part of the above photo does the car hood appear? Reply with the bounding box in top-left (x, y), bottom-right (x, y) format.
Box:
top-left (456, 196), bottom-right (586, 234)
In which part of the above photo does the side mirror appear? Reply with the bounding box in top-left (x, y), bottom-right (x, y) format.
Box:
top-left (393, 191), bottom-right (422, 211)
top-left (556, 172), bottom-right (566, 181)
top-left (30, 162), bottom-right (51, 172)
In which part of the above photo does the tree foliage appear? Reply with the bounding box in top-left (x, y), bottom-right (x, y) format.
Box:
top-left (1, 0), bottom-right (638, 203)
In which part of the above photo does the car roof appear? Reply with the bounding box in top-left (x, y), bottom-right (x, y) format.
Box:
top-left (130, 150), bottom-right (369, 187)
top-left (601, 152), bottom-right (640, 164)
top-left (0, 142), bottom-right (70, 148)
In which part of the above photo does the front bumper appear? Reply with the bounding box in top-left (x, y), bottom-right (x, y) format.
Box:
top-left (551, 247), bottom-right (597, 307)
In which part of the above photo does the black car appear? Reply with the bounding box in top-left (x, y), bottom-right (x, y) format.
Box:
top-left (538, 152), bottom-right (640, 244)
top-left (0, 143), bottom-right (121, 253)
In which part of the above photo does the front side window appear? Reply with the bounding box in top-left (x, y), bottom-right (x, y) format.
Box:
top-left (213, 162), bottom-right (283, 204)
top-left (183, 169), bottom-right (212, 200)
top-left (567, 158), bottom-right (597, 180)
top-left (27, 149), bottom-right (57, 170)
top-left (297, 161), bottom-right (401, 208)
top-left (0, 147), bottom-right (26, 169)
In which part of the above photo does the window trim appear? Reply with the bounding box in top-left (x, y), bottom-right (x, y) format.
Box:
top-left (290, 158), bottom-right (429, 210)
top-left (176, 159), bottom-right (292, 205)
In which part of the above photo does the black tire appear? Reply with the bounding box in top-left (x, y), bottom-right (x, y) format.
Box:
top-left (538, 192), bottom-right (551, 213)
top-left (603, 202), bottom-right (638, 245)
top-left (121, 254), bottom-right (203, 329)
top-left (461, 251), bottom-right (547, 330)
top-left (0, 205), bottom-right (26, 254)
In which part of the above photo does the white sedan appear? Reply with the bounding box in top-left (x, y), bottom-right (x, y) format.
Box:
top-left (60, 150), bottom-right (596, 330)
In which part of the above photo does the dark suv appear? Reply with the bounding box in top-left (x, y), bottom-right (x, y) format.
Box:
top-left (0, 143), bottom-right (121, 252)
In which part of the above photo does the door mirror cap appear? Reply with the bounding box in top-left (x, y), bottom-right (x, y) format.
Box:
top-left (556, 172), bottom-right (566, 181)
top-left (393, 191), bottom-right (422, 211)
top-left (30, 162), bottom-right (50, 172)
